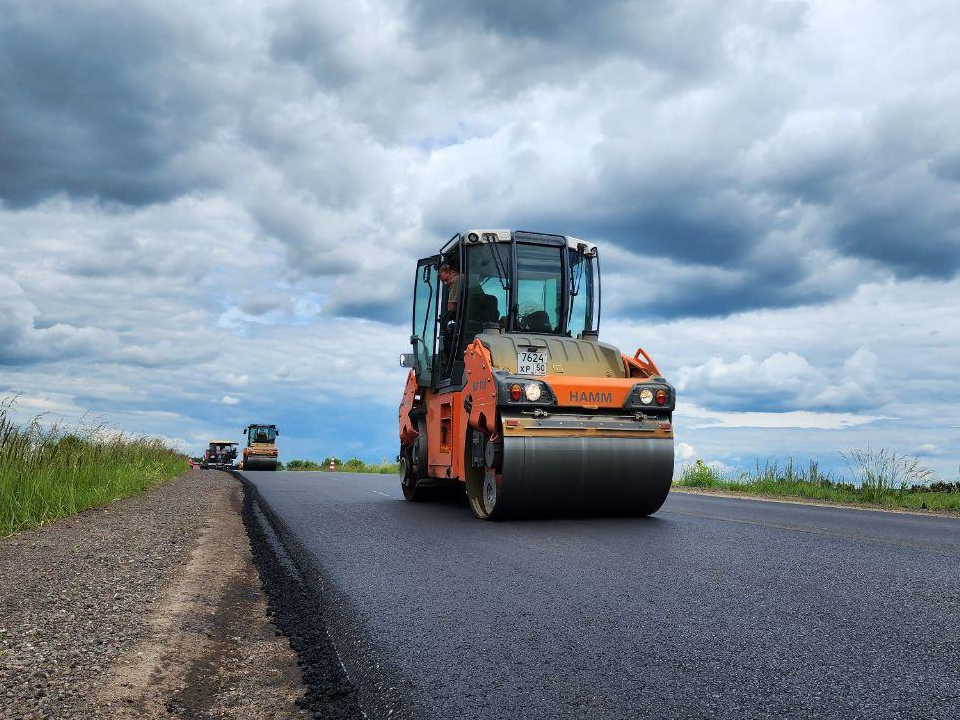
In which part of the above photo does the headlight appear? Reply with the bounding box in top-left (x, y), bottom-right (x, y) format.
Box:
top-left (524, 383), bottom-right (542, 401)
top-left (639, 388), bottom-right (654, 405)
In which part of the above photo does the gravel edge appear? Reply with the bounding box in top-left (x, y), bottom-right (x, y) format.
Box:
top-left (239, 473), bottom-right (365, 720)
top-left (0, 469), bottom-right (310, 720)
top-left (238, 472), bottom-right (427, 720)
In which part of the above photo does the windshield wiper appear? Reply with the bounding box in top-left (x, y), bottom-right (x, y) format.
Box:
top-left (567, 251), bottom-right (585, 328)
top-left (488, 240), bottom-right (509, 292)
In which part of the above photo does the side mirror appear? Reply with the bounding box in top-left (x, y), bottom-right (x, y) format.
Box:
top-left (242, 428), bottom-right (247, 435)
top-left (275, 430), bottom-right (279, 436)
top-left (400, 353), bottom-right (416, 368)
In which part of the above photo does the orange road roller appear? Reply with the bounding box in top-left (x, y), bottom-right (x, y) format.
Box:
top-left (397, 230), bottom-right (674, 519)
top-left (242, 423), bottom-right (280, 471)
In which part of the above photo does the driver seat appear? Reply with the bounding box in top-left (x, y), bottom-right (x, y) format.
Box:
top-left (525, 310), bottom-right (552, 333)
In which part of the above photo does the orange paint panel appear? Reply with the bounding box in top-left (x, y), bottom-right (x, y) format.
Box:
top-left (398, 369), bottom-right (419, 445)
top-left (545, 375), bottom-right (638, 408)
top-left (425, 390), bottom-right (466, 480)
top-left (464, 340), bottom-right (498, 436)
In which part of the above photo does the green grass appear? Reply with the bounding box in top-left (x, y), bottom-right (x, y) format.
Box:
top-left (675, 451), bottom-right (960, 513)
top-left (0, 401), bottom-right (190, 536)
top-left (286, 456), bottom-right (400, 474)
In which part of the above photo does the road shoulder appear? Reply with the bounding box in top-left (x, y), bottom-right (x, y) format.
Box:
top-left (671, 484), bottom-right (960, 519)
top-left (0, 469), bottom-right (308, 720)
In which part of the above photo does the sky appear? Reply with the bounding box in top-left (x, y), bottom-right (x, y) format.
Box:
top-left (1, 0), bottom-right (959, 479)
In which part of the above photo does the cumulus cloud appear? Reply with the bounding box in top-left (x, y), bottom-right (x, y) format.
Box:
top-left (219, 395), bottom-right (240, 406)
top-left (676, 441), bottom-right (697, 463)
top-left (675, 347), bottom-right (885, 412)
top-left (1, 0), bottom-right (959, 472)
top-left (0, 277), bottom-right (116, 365)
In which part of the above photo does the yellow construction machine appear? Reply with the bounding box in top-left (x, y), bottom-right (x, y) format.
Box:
top-left (241, 424), bottom-right (280, 471)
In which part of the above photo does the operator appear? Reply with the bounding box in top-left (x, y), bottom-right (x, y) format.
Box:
top-left (437, 261), bottom-right (463, 366)
top-left (438, 262), bottom-right (463, 315)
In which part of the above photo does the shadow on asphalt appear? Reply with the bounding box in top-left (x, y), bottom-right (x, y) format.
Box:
top-left (400, 483), bottom-right (671, 527)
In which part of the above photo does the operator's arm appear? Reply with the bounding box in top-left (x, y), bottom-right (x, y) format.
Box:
top-left (446, 275), bottom-right (462, 313)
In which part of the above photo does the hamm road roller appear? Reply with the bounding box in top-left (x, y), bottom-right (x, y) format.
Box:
top-left (398, 229), bottom-right (675, 519)
top-left (242, 423), bottom-right (279, 470)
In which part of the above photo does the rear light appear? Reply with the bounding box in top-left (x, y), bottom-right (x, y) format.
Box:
top-left (639, 388), bottom-right (653, 405)
top-left (655, 389), bottom-right (667, 406)
top-left (510, 383), bottom-right (522, 401)
top-left (524, 383), bottom-right (542, 401)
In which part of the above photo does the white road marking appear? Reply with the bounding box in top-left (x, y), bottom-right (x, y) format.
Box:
top-left (371, 489), bottom-right (395, 497)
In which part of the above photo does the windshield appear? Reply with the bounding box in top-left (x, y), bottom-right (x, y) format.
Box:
top-left (465, 243), bottom-right (511, 325)
top-left (567, 249), bottom-right (599, 338)
top-left (516, 244), bottom-right (563, 334)
top-left (248, 426), bottom-right (276, 444)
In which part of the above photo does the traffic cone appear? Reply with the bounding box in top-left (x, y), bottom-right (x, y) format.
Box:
top-left (328, 460), bottom-right (335, 472)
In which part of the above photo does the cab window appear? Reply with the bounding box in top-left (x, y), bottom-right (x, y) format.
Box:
top-left (516, 244), bottom-right (563, 333)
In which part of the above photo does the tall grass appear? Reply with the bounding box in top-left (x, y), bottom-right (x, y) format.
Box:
top-left (0, 401), bottom-right (190, 536)
top-left (676, 450), bottom-right (960, 512)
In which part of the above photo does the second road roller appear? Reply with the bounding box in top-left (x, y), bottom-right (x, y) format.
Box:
top-left (398, 229), bottom-right (675, 519)
top-left (242, 423), bottom-right (280, 471)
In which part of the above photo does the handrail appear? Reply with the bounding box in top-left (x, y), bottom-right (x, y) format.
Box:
top-left (630, 346), bottom-right (661, 376)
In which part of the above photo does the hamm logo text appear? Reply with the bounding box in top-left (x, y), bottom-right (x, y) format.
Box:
top-left (569, 390), bottom-right (613, 404)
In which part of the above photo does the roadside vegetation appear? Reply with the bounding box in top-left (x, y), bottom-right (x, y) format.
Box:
top-left (0, 401), bottom-right (190, 536)
top-left (675, 449), bottom-right (960, 512)
top-left (286, 456), bottom-right (400, 474)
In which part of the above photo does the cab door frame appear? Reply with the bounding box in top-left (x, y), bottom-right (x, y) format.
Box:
top-left (411, 255), bottom-right (440, 390)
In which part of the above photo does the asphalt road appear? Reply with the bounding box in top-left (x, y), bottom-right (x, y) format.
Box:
top-left (242, 470), bottom-right (960, 720)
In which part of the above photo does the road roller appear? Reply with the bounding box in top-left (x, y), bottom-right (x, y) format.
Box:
top-left (241, 423), bottom-right (280, 471)
top-left (397, 230), bottom-right (675, 519)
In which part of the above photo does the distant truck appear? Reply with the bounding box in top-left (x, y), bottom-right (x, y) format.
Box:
top-left (241, 424), bottom-right (279, 471)
top-left (201, 441), bottom-right (238, 470)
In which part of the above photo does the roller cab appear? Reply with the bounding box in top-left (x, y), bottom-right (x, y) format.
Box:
top-left (398, 230), bottom-right (674, 519)
top-left (242, 423), bottom-right (280, 471)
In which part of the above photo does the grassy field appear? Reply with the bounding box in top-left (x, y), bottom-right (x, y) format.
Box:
top-left (675, 451), bottom-right (960, 513)
top-left (0, 403), bottom-right (190, 536)
top-left (285, 457), bottom-right (400, 474)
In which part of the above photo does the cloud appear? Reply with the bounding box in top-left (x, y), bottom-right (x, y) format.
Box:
top-left (219, 395), bottom-right (240, 406)
top-left (0, 1), bottom-right (224, 208)
top-left (1, 0), bottom-right (959, 476)
top-left (676, 441), bottom-right (697, 462)
top-left (0, 277), bottom-right (116, 365)
top-left (675, 347), bottom-right (885, 412)
top-left (678, 402), bottom-right (887, 430)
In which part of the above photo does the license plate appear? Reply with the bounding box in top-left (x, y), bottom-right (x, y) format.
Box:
top-left (517, 350), bottom-right (548, 376)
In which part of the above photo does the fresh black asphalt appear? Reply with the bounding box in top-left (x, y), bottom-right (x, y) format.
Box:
top-left (241, 470), bottom-right (960, 720)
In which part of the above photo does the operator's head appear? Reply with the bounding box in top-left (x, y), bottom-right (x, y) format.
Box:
top-left (439, 262), bottom-right (459, 285)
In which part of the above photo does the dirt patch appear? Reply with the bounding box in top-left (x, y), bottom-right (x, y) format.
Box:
top-left (94, 479), bottom-right (307, 720)
top-left (0, 470), bottom-right (308, 720)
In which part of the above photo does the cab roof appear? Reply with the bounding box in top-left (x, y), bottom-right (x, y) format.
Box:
top-left (209, 440), bottom-right (237, 445)
top-left (440, 229), bottom-right (596, 255)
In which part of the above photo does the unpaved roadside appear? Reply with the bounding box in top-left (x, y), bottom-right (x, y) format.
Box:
top-left (0, 469), bottom-right (308, 720)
